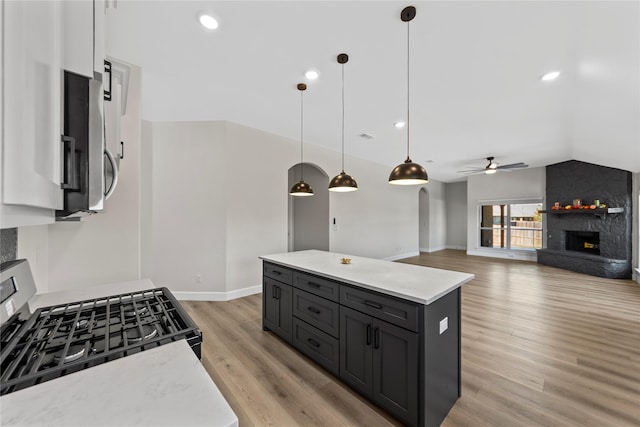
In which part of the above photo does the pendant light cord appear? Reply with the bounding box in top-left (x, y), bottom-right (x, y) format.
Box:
top-left (341, 62), bottom-right (345, 173)
top-left (406, 19), bottom-right (411, 161)
top-left (300, 89), bottom-right (304, 180)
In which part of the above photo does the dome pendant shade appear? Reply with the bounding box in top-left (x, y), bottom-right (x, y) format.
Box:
top-left (289, 180), bottom-right (314, 196)
top-left (389, 157), bottom-right (428, 185)
top-left (389, 6), bottom-right (428, 187)
top-left (329, 171), bottom-right (358, 192)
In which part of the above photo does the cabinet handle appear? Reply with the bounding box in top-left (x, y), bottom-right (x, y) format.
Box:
top-left (272, 285), bottom-right (278, 299)
top-left (272, 270), bottom-right (282, 275)
top-left (366, 324), bottom-right (372, 345)
top-left (104, 60), bottom-right (112, 101)
top-left (119, 141), bottom-right (124, 160)
top-left (276, 286), bottom-right (281, 300)
top-left (374, 327), bottom-right (380, 349)
top-left (307, 306), bottom-right (321, 315)
top-left (363, 300), bottom-right (383, 310)
top-left (307, 282), bottom-right (321, 288)
top-left (61, 135), bottom-right (78, 190)
top-left (307, 338), bottom-right (321, 348)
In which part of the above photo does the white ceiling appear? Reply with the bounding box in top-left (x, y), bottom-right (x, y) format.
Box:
top-left (106, 1), bottom-right (640, 183)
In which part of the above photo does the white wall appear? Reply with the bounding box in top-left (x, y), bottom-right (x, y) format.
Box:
top-left (466, 167), bottom-right (546, 261)
top-left (18, 64), bottom-right (144, 293)
top-left (633, 172), bottom-right (639, 283)
top-left (148, 121), bottom-right (227, 297)
top-left (418, 188), bottom-right (429, 251)
top-left (445, 181), bottom-right (467, 249)
top-left (148, 120), bottom-right (420, 299)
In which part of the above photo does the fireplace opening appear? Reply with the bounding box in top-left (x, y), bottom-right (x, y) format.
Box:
top-left (564, 230), bottom-right (600, 255)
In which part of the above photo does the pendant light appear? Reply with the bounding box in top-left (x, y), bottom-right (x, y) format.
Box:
top-left (329, 54), bottom-right (358, 192)
top-left (389, 6), bottom-right (428, 186)
top-left (289, 83), bottom-right (314, 196)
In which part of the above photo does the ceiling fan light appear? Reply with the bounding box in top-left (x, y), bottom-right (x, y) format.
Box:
top-left (389, 158), bottom-right (429, 185)
top-left (485, 169), bottom-right (497, 175)
top-left (290, 180), bottom-right (314, 196)
top-left (329, 172), bottom-right (358, 192)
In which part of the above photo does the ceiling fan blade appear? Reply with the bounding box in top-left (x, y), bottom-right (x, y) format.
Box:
top-left (496, 162), bottom-right (528, 170)
top-left (456, 169), bottom-right (484, 173)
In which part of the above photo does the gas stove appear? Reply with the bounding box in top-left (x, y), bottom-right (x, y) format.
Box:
top-left (0, 260), bottom-right (201, 396)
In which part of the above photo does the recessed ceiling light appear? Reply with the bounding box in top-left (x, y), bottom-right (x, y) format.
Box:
top-left (199, 14), bottom-right (218, 30)
top-left (305, 70), bottom-right (319, 80)
top-left (394, 121), bottom-right (405, 128)
top-left (541, 71), bottom-right (561, 81)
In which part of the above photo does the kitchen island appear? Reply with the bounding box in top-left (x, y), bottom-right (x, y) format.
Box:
top-left (259, 250), bottom-right (474, 427)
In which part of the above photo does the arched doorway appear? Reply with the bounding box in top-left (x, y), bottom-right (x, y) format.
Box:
top-left (419, 187), bottom-right (429, 252)
top-left (288, 163), bottom-right (330, 252)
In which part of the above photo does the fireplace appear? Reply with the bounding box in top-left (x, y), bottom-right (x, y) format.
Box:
top-left (565, 231), bottom-right (600, 255)
top-left (536, 160), bottom-right (632, 279)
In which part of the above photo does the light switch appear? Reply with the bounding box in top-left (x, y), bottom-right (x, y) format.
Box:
top-left (439, 317), bottom-right (448, 335)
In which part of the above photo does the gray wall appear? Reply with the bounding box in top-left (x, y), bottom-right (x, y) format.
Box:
top-left (290, 164), bottom-right (330, 251)
top-left (445, 182), bottom-right (467, 249)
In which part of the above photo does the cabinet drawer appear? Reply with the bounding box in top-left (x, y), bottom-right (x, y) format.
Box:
top-left (263, 262), bottom-right (293, 285)
top-left (293, 271), bottom-right (340, 302)
top-left (340, 286), bottom-right (420, 332)
top-left (292, 318), bottom-right (339, 376)
top-left (293, 289), bottom-right (340, 338)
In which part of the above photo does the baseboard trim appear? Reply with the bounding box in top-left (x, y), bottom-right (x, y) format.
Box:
top-left (446, 245), bottom-right (467, 251)
top-left (173, 285), bottom-right (262, 302)
top-left (635, 268), bottom-right (640, 284)
top-left (467, 248), bottom-right (537, 262)
top-left (383, 251), bottom-right (420, 261)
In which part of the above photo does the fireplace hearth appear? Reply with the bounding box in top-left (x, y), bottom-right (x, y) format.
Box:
top-left (536, 160), bottom-right (632, 279)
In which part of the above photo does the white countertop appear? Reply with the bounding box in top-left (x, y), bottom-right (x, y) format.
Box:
top-left (28, 278), bottom-right (157, 311)
top-left (0, 340), bottom-right (238, 427)
top-left (260, 250), bottom-right (475, 305)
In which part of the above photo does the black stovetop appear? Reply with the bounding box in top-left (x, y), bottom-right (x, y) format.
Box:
top-left (0, 287), bottom-right (201, 395)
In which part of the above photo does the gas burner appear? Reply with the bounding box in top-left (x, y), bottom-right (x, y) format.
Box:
top-left (125, 325), bottom-right (157, 343)
top-left (124, 305), bottom-right (148, 318)
top-left (59, 318), bottom-right (92, 333)
top-left (54, 345), bottom-right (86, 364)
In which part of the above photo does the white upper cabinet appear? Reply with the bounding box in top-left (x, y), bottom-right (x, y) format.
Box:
top-left (2, 1), bottom-right (63, 221)
top-left (62, 0), bottom-right (106, 78)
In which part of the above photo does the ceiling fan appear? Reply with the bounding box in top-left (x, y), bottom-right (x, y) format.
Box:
top-left (457, 157), bottom-right (528, 175)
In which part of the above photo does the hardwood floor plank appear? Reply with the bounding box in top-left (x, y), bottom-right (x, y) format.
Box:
top-left (183, 250), bottom-right (640, 426)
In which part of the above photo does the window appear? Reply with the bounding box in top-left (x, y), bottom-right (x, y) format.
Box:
top-left (479, 202), bottom-right (543, 250)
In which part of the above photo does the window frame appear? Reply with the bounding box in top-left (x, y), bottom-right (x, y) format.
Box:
top-left (478, 198), bottom-right (544, 252)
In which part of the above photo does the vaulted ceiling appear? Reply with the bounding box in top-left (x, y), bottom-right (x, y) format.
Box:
top-left (106, 1), bottom-right (640, 182)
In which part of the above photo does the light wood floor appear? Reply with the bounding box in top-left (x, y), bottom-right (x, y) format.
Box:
top-left (183, 250), bottom-right (640, 426)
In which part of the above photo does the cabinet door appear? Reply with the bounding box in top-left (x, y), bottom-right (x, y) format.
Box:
top-left (61, 0), bottom-right (93, 77)
top-left (262, 278), bottom-right (292, 343)
top-left (276, 283), bottom-right (293, 342)
top-left (372, 319), bottom-right (419, 427)
top-left (2, 1), bottom-right (62, 211)
top-left (339, 306), bottom-right (373, 397)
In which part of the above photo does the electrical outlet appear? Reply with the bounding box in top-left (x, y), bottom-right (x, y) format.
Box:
top-left (439, 317), bottom-right (448, 335)
top-left (195, 274), bottom-right (202, 284)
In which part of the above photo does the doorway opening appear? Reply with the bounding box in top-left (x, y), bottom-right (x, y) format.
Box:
top-left (288, 163), bottom-right (330, 252)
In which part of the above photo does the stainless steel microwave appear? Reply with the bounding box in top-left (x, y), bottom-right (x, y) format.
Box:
top-left (56, 66), bottom-right (118, 220)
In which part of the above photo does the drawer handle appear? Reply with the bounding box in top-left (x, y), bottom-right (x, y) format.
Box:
top-left (307, 306), bottom-right (321, 315)
top-left (307, 338), bottom-right (321, 348)
top-left (272, 270), bottom-right (282, 275)
top-left (307, 282), bottom-right (321, 288)
top-left (363, 300), bottom-right (383, 310)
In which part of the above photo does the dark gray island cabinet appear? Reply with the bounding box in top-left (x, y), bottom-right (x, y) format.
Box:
top-left (260, 250), bottom-right (474, 427)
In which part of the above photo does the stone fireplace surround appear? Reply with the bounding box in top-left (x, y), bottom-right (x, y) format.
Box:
top-left (537, 160), bottom-right (633, 279)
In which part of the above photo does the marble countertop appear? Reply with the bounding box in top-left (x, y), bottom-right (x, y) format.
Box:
top-left (260, 250), bottom-right (475, 305)
top-left (0, 340), bottom-right (238, 427)
top-left (28, 278), bottom-right (157, 311)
